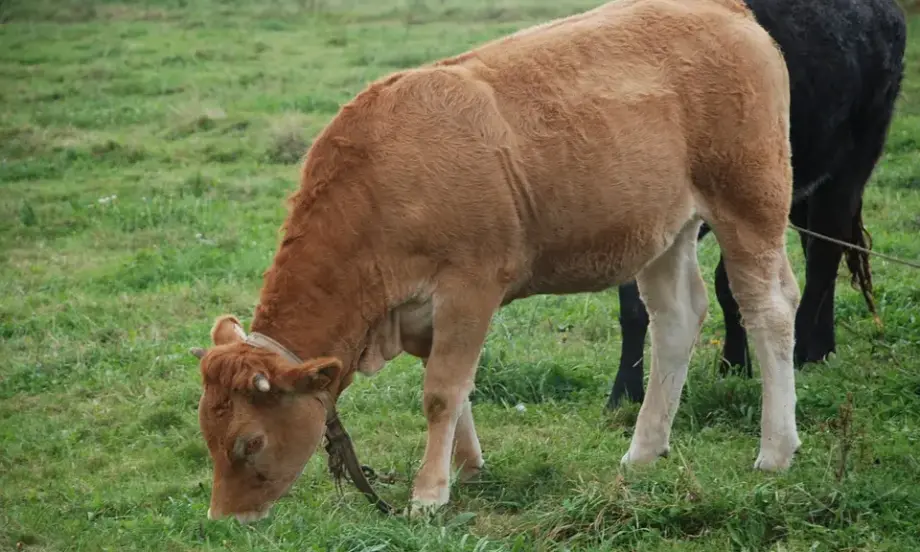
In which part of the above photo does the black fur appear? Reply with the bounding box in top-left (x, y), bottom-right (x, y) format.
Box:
top-left (607, 0), bottom-right (907, 409)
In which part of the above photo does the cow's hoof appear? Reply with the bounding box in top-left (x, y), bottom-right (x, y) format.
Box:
top-left (754, 451), bottom-right (791, 472)
top-left (620, 444), bottom-right (669, 466)
top-left (754, 437), bottom-right (800, 472)
top-left (407, 498), bottom-right (447, 519)
top-left (460, 466), bottom-right (483, 483)
top-left (408, 485), bottom-right (449, 518)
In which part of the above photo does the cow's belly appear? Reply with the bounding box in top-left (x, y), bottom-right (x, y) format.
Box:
top-left (504, 200), bottom-right (697, 303)
top-left (531, 247), bottom-right (655, 294)
top-left (524, 235), bottom-right (670, 297)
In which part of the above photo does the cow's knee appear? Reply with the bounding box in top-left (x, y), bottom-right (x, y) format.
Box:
top-left (423, 393), bottom-right (450, 423)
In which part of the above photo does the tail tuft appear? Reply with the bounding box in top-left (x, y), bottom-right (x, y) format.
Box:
top-left (844, 206), bottom-right (881, 327)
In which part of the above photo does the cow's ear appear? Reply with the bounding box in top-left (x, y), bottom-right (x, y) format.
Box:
top-left (278, 357), bottom-right (342, 393)
top-left (211, 315), bottom-right (246, 346)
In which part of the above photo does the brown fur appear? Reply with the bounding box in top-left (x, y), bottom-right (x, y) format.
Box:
top-left (423, 394), bottom-right (448, 423)
top-left (193, 0), bottom-right (800, 521)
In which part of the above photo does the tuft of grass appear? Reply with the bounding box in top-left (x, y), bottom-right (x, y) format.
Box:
top-left (166, 102), bottom-right (227, 140)
top-left (264, 114), bottom-right (310, 164)
top-left (18, 202), bottom-right (37, 227)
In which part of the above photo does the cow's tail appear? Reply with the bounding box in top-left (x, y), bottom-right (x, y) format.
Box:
top-left (844, 10), bottom-right (906, 329)
top-left (844, 206), bottom-right (880, 325)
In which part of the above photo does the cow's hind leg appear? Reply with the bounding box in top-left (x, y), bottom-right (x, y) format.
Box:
top-left (621, 219), bottom-right (708, 464)
top-left (607, 281), bottom-right (649, 409)
top-left (795, 124), bottom-right (890, 366)
top-left (410, 280), bottom-right (500, 512)
top-left (718, 230), bottom-right (801, 470)
top-left (607, 223), bottom-right (715, 410)
top-left (793, 186), bottom-right (850, 366)
top-left (714, 200), bottom-right (808, 376)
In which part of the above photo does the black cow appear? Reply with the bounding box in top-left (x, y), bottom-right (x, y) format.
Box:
top-left (607, 0), bottom-right (907, 409)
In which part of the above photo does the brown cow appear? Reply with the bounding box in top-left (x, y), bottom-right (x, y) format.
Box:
top-left (190, 0), bottom-right (801, 522)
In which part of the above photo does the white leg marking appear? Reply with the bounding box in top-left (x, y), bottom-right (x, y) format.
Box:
top-left (410, 286), bottom-right (498, 513)
top-left (721, 248), bottom-right (800, 471)
top-left (750, 254), bottom-right (800, 471)
top-left (411, 399), bottom-right (460, 512)
top-left (622, 221), bottom-right (708, 466)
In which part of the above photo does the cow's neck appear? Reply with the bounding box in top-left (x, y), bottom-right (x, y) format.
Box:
top-left (249, 214), bottom-right (383, 395)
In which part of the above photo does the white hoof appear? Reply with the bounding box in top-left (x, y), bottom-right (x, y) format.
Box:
top-left (408, 499), bottom-right (446, 518)
top-left (754, 436), bottom-right (800, 472)
top-left (620, 444), bottom-right (669, 466)
top-left (409, 485), bottom-right (449, 517)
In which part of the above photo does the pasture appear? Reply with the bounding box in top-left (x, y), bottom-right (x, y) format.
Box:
top-left (2, 0), bottom-right (920, 549)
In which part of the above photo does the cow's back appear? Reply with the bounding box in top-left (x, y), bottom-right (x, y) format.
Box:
top-left (744, 0), bottom-right (906, 195)
top-left (337, 0), bottom-right (790, 300)
top-left (442, 0), bottom-right (788, 295)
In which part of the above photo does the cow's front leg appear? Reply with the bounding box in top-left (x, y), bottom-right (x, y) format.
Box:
top-left (452, 398), bottom-right (484, 480)
top-left (419, 359), bottom-right (483, 482)
top-left (410, 284), bottom-right (499, 514)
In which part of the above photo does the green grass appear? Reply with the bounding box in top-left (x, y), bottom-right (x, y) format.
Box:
top-left (2, 0), bottom-right (920, 550)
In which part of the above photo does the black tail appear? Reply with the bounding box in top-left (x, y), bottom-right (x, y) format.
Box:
top-left (844, 204), bottom-right (877, 319)
top-left (844, 5), bottom-right (906, 324)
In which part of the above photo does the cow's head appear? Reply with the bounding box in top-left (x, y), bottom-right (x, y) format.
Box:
top-left (190, 315), bottom-right (342, 523)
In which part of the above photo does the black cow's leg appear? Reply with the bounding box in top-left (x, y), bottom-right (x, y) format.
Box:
top-left (700, 223), bottom-right (754, 375)
top-left (788, 200), bottom-right (811, 366)
top-left (697, 221), bottom-right (712, 241)
top-left (794, 108), bottom-right (893, 366)
top-left (714, 255), bottom-right (752, 377)
top-left (695, 223), bottom-right (753, 377)
top-left (791, 200), bottom-right (810, 260)
top-left (794, 187), bottom-right (848, 365)
top-left (607, 280), bottom-right (648, 409)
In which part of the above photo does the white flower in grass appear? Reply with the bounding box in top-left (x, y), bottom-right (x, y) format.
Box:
top-left (195, 232), bottom-right (217, 246)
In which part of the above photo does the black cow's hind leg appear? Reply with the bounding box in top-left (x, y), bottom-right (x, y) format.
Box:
top-left (607, 280), bottom-right (649, 409)
top-left (714, 256), bottom-right (752, 377)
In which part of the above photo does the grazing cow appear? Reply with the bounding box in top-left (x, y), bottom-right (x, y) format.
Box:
top-left (607, 0), bottom-right (907, 409)
top-left (189, 0), bottom-right (800, 522)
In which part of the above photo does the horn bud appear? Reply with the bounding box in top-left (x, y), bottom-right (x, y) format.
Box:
top-left (253, 373), bottom-right (271, 392)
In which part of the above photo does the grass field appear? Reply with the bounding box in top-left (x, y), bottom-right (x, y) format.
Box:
top-left (3, 0), bottom-right (920, 550)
